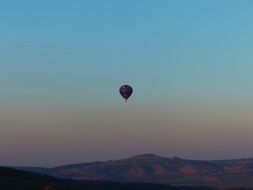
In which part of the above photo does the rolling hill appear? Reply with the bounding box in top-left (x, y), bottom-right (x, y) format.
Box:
top-left (0, 166), bottom-right (218, 190)
top-left (21, 154), bottom-right (253, 188)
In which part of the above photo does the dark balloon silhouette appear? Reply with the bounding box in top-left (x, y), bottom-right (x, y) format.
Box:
top-left (119, 85), bottom-right (133, 102)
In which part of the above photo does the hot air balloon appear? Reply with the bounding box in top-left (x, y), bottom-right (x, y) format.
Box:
top-left (119, 85), bottom-right (133, 102)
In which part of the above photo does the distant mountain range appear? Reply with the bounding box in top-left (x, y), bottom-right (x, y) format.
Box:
top-left (0, 166), bottom-right (218, 190)
top-left (16, 154), bottom-right (253, 188)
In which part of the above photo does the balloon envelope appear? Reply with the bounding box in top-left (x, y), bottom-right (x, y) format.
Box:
top-left (119, 85), bottom-right (133, 102)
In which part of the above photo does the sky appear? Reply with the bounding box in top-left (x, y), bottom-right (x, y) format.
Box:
top-left (1, 0), bottom-right (253, 167)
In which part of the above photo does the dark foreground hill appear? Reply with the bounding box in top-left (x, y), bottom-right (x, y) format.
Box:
top-left (20, 154), bottom-right (253, 188)
top-left (0, 166), bottom-right (221, 190)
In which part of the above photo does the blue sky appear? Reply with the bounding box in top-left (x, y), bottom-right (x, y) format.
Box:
top-left (1, 0), bottom-right (253, 166)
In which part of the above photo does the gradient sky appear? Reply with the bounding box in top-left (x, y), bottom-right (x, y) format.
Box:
top-left (1, 0), bottom-right (253, 167)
